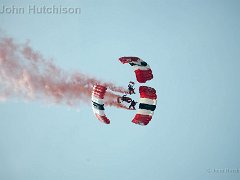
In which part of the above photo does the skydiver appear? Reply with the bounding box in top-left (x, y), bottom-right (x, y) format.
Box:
top-left (121, 94), bottom-right (128, 102)
top-left (128, 81), bottom-right (135, 95)
top-left (129, 100), bottom-right (137, 110)
top-left (118, 94), bottom-right (132, 103)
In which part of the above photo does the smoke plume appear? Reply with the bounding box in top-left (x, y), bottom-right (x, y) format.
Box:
top-left (0, 37), bottom-right (128, 108)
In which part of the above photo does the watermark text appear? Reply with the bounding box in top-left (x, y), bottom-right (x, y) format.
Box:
top-left (0, 5), bottom-right (81, 15)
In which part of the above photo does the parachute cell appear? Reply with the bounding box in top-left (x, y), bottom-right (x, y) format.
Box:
top-left (91, 85), bottom-right (110, 124)
top-left (119, 57), bottom-right (153, 83)
top-left (132, 86), bottom-right (157, 126)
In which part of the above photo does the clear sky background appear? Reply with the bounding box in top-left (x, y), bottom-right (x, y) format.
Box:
top-left (0, 0), bottom-right (240, 180)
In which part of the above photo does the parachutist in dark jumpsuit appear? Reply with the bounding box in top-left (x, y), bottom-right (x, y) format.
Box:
top-left (129, 100), bottom-right (137, 110)
top-left (121, 95), bottom-right (128, 102)
top-left (118, 95), bottom-right (132, 103)
top-left (128, 84), bottom-right (135, 94)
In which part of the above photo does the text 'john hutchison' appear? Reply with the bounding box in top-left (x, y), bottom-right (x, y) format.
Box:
top-left (0, 5), bottom-right (81, 14)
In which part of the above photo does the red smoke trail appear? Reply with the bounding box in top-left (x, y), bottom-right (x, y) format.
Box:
top-left (0, 37), bottom-right (128, 108)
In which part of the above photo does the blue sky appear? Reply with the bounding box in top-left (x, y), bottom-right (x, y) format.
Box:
top-left (0, 0), bottom-right (240, 180)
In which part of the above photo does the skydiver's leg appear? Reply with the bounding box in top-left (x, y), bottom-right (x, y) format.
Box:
top-left (129, 88), bottom-right (132, 94)
top-left (130, 87), bottom-right (135, 94)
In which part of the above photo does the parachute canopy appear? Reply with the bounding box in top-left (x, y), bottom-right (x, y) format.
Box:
top-left (91, 85), bottom-right (110, 124)
top-left (132, 86), bottom-right (157, 126)
top-left (119, 57), bottom-right (153, 83)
